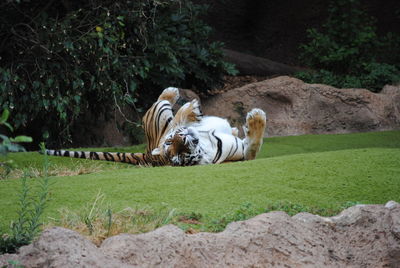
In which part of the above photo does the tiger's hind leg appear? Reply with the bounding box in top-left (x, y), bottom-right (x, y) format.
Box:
top-left (157, 87), bottom-right (180, 106)
top-left (171, 99), bottom-right (203, 128)
top-left (142, 87), bottom-right (179, 153)
top-left (243, 108), bottom-right (267, 160)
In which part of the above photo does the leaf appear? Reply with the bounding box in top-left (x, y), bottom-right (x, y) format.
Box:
top-left (33, 81), bottom-right (40, 89)
top-left (0, 109), bottom-right (10, 124)
top-left (129, 81), bottom-right (137, 92)
top-left (6, 143), bottom-right (25, 152)
top-left (0, 145), bottom-right (7, 156)
top-left (3, 122), bottom-right (13, 132)
top-left (10, 136), bottom-right (33, 143)
top-left (42, 131), bottom-right (49, 140)
top-left (46, 78), bottom-right (54, 87)
top-left (64, 41), bottom-right (74, 50)
top-left (73, 80), bottom-right (81, 89)
top-left (0, 134), bottom-right (10, 142)
top-left (171, 14), bottom-right (183, 22)
top-left (124, 95), bottom-right (135, 105)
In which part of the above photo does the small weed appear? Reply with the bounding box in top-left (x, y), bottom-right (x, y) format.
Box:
top-left (0, 143), bottom-right (50, 254)
top-left (46, 194), bottom-right (178, 246)
top-left (175, 212), bottom-right (203, 231)
top-left (178, 212), bottom-right (202, 223)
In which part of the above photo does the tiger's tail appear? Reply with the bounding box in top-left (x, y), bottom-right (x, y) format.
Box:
top-left (42, 149), bottom-right (169, 167)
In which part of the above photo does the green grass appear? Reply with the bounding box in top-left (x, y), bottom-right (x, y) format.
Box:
top-left (0, 131), bottom-right (399, 232)
top-left (0, 143), bottom-right (147, 173)
top-left (260, 130), bottom-right (400, 158)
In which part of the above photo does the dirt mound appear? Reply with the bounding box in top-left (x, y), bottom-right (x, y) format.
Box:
top-left (1, 201), bottom-right (399, 267)
top-left (202, 76), bottom-right (400, 137)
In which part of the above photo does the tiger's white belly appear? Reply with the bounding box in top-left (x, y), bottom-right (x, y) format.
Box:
top-left (190, 116), bottom-right (232, 134)
top-left (189, 116), bottom-right (245, 165)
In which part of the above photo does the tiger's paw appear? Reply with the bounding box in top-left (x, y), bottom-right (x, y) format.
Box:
top-left (158, 87), bottom-right (180, 106)
top-left (174, 99), bottom-right (203, 126)
top-left (243, 108), bottom-right (267, 160)
top-left (187, 99), bottom-right (203, 122)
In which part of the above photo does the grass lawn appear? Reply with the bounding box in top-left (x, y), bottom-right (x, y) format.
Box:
top-left (0, 130), bottom-right (399, 234)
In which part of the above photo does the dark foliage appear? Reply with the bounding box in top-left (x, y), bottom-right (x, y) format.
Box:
top-left (0, 0), bottom-right (236, 147)
top-left (297, 0), bottom-right (400, 91)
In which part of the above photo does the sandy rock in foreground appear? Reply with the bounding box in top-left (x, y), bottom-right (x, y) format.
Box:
top-left (1, 201), bottom-right (400, 267)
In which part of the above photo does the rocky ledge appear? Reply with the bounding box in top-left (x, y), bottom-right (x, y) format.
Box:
top-left (1, 201), bottom-right (400, 267)
top-left (202, 76), bottom-right (400, 137)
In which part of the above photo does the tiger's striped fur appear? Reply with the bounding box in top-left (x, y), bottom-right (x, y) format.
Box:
top-left (151, 108), bottom-right (267, 166)
top-left (43, 87), bottom-right (181, 167)
top-left (43, 87), bottom-right (267, 167)
top-left (44, 150), bottom-right (166, 166)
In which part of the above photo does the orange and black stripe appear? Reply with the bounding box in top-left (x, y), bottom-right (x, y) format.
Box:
top-left (142, 100), bottom-right (174, 153)
top-left (43, 149), bottom-right (170, 167)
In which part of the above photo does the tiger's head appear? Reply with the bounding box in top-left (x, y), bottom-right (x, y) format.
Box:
top-left (151, 127), bottom-right (202, 166)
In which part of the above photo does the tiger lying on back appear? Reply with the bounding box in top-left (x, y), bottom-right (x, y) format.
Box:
top-left (44, 87), bottom-right (267, 166)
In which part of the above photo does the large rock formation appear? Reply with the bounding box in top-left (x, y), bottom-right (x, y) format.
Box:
top-left (202, 76), bottom-right (400, 137)
top-left (1, 201), bottom-right (400, 267)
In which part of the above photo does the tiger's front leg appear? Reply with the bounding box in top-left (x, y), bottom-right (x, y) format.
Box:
top-left (243, 108), bottom-right (267, 160)
top-left (222, 108), bottom-right (266, 163)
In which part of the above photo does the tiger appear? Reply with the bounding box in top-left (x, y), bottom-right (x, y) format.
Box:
top-left (43, 87), bottom-right (267, 167)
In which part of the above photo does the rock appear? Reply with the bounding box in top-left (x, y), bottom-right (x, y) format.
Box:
top-left (71, 106), bottom-right (137, 148)
top-left (101, 225), bottom-right (186, 267)
top-left (0, 253), bottom-right (18, 267)
top-left (1, 202), bottom-right (399, 267)
top-left (2, 227), bottom-right (130, 268)
top-left (179, 88), bottom-right (201, 104)
top-left (386, 200), bottom-right (400, 209)
top-left (201, 76), bottom-right (400, 137)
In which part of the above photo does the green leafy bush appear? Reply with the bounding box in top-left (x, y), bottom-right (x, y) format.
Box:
top-left (0, 109), bottom-right (32, 178)
top-left (0, 110), bottom-right (32, 155)
top-left (297, 0), bottom-right (400, 91)
top-left (296, 62), bottom-right (400, 91)
top-left (0, 0), bottom-right (236, 147)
